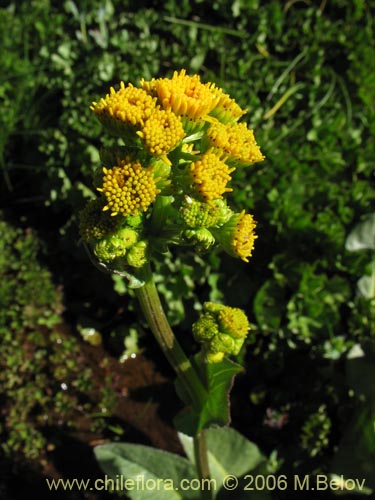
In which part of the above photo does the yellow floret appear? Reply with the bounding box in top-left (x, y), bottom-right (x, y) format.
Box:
top-left (207, 121), bottom-right (265, 166)
top-left (189, 150), bottom-right (235, 201)
top-left (137, 108), bottom-right (185, 155)
top-left (97, 160), bottom-right (160, 217)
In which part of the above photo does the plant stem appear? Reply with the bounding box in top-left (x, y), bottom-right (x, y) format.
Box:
top-left (134, 263), bottom-right (207, 411)
top-left (194, 429), bottom-right (213, 500)
top-left (134, 263), bottom-right (213, 494)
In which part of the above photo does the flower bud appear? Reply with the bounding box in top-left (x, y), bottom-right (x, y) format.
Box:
top-left (192, 313), bottom-right (220, 341)
top-left (206, 351), bottom-right (225, 363)
top-left (94, 236), bottom-right (127, 263)
top-left (180, 197), bottom-right (232, 228)
top-left (184, 228), bottom-right (215, 251)
top-left (93, 227), bottom-right (139, 263)
top-left (126, 240), bottom-right (149, 268)
top-left (116, 227), bottom-right (139, 249)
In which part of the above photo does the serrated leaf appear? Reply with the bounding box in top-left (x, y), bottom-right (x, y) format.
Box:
top-left (345, 214), bottom-right (375, 251)
top-left (174, 357), bottom-right (242, 435)
top-left (94, 443), bottom-right (199, 499)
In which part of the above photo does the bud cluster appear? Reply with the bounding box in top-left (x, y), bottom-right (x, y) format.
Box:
top-left (192, 302), bottom-right (251, 363)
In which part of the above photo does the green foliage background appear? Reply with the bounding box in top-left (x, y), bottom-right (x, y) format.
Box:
top-left (1, 0), bottom-right (374, 491)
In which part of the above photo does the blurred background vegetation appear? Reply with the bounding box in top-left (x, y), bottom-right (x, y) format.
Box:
top-left (0, 0), bottom-right (374, 498)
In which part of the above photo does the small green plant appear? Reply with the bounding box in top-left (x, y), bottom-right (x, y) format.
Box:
top-left (0, 216), bottom-right (115, 461)
top-left (81, 70), bottom-right (276, 498)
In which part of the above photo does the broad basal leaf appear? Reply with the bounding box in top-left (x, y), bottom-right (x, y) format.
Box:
top-left (95, 443), bottom-right (199, 500)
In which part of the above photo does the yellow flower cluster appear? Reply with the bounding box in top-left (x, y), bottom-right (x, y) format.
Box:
top-left (87, 69), bottom-right (264, 267)
top-left (97, 160), bottom-right (159, 217)
top-left (141, 69), bottom-right (219, 119)
top-left (189, 150), bottom-right (235, 201)
top-left (91, 82), bottom-right (156, 127)
top-left (207, 121), bottom-right (265, 166)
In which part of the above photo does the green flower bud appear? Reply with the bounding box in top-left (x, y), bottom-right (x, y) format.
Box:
top-left (116, 227), bottom-right (139, 249)
top-left (94, 236), bottom-right (127, 263)
top-left (184, 228), bottom-right (215, 251)
top-left (205, 351), bottom-right (225, 363)
top-left (93, 226), bottom-right (140, 263)
top-left (210, 333), bottom-right (236, 354)
top-left (192, 313), bottom-right (220, 341)
top-left (79, 198), bottom-right (120, 243)
top-left (126, 240), bottom-right (148, 268)
top-left (180, 197), bottom-right (232, 228)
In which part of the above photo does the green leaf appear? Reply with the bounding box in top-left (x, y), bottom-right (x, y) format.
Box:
top-left (345, 214), bottom-right (375, 251)
top-left (174, 357), bottom-right (242, 435)
top-left (179, 427), bottom-right (266, 478)
top-left (94, 443), bottom-right (199, 499)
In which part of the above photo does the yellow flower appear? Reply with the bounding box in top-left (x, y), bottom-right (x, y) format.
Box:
top-left (97, 159), bottom-right (160, 217)
top-left (217, 210), bottom-right (257, 262)
top-left (189, 150), bottom-right (235, 201)
top-left (208, 86), bottom-right (247, 123)
top-left (207, 121), bottom-right (265, 166)
top-left (141, 69), bottom-right (219, 119)
top-left (91, 82), bottom-right (156, 128)
top-left (217, 307), bottom-right (250, 338)
top-left (137, 108), bottom-right (185, 156)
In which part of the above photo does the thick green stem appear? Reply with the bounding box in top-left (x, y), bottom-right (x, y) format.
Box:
top-left (134, 263), bottom-right (207, 411)
top-left (134, 263), bottom-right (213, 495)
top-left (194, 430), bottom-right (213, 500)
